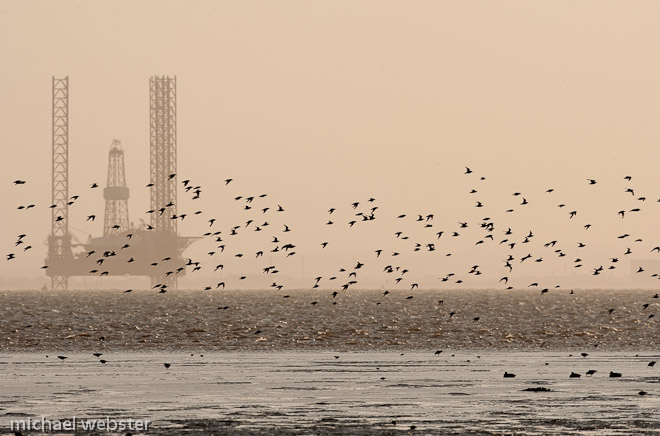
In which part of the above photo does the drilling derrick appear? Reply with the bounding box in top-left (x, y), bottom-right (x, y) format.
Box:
top-left (103, 140), bottom-right (130, 236)
top-left (46, 76), bottom-right (73, 291)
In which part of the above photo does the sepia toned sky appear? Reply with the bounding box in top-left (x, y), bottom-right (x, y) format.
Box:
top-left (2, 1), bottom-right (660, 289)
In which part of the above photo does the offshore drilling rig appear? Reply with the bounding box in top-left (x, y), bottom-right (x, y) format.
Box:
top-left (45, 76), bottom-right (195, 291)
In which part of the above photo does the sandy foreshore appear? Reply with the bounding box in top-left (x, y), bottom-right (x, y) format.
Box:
top-left (1, 351), bottom-right (659, 435)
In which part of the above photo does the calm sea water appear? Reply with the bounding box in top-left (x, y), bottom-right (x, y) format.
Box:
top-left (0, 288), bottom-right (658, 352)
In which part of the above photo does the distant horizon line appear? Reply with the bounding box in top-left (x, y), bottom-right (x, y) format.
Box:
top-left (1, 287), bottom-right (657, 293)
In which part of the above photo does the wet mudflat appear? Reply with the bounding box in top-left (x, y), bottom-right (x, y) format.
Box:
top-left (1, 351), bottom-right (659, 435)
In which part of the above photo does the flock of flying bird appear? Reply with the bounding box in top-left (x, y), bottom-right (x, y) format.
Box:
top-left (5, 167), bottom-right (660, 387)
top-left (7, 167), bottom-right (660, 306)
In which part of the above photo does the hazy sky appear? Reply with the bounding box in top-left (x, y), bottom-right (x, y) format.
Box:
top-left (2, 1), bottom-right (660, 290)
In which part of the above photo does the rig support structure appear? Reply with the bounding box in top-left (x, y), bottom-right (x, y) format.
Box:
top-left (149, 76), bottom-right (185, 289)
top-left (150, 76), bottom-right (178, 235)
top-left (47, 76), bottom-right (72, 291)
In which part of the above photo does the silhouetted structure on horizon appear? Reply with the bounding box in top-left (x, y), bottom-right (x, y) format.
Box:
top-left (45, 76), bottom-right (195, 291)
